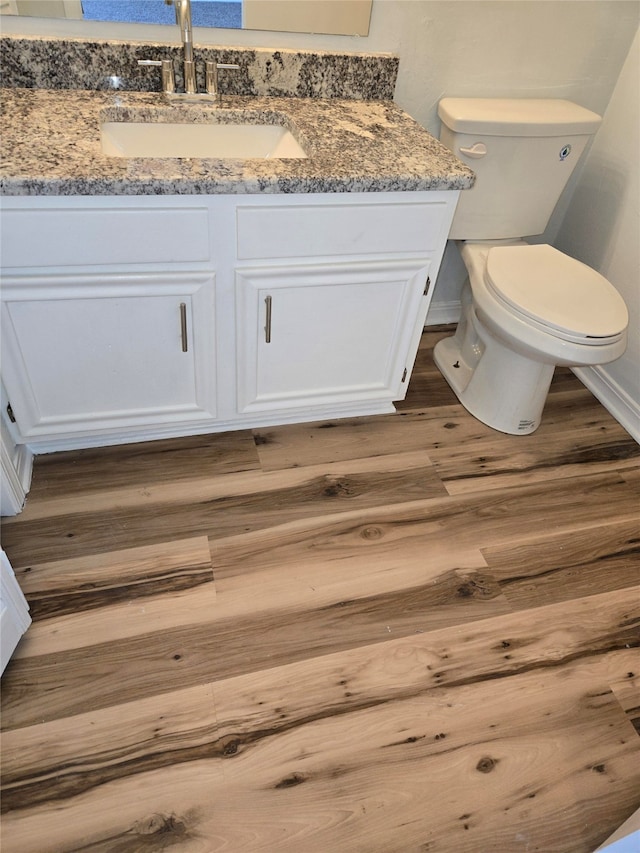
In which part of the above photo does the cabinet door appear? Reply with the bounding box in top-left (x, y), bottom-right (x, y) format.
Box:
top-left (236, 260), bottom-right (430, 413)
top-left (1, 272), bottom-right (216, 440)
top-left (1, 550), bottom-right (31, 675)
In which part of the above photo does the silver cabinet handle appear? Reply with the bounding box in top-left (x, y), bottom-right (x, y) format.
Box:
top-left (264, 295), bottom-right (272, 343)
top-left (179, 303), bottom-right (188, 352)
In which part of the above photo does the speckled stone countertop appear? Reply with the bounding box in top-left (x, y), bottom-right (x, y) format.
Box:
top-left (0, 87), bottom-right (474, 196)
top-left (0, 35), bottom-right (400, 101)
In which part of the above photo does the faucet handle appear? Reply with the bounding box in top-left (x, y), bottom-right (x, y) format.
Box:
top-left (206, 61), bottom-right (240, 100)
top-left (137, 59), bottom-right (175, 94)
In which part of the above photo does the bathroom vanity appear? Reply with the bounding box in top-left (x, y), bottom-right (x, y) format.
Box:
top-left (0, 47), bottom-right (474, 453)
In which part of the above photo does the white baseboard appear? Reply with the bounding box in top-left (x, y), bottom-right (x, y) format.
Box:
top-left (20, 399), bottom-right (396, 454)
top-left (572, 365), bottom-right (640, 443)
top-left (425, 300), bottom-right (461, 326)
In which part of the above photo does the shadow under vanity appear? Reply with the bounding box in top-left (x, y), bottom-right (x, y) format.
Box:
top-left (0, 34), bottom-right (474, 455)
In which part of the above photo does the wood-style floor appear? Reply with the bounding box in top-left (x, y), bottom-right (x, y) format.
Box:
top-left (1, 327), bottom-right (639, 853)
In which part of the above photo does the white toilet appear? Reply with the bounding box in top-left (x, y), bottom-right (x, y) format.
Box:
top-left (434, 97), bottom-right (628, 435)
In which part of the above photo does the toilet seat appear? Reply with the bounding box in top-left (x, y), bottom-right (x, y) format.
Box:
top-left (484, 244), bottom-right (627, 345)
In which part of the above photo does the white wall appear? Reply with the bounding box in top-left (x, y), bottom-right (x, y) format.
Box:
top-left (555, 28), bottom-right (639, 440)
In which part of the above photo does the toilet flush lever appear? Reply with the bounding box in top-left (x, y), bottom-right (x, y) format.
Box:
top-left (459, 142), bottom-right (488, 159)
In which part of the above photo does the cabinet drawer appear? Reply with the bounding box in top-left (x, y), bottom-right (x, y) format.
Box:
top-left (236, 201), bottom-right (449, 260)
top-left (1, 206), bottom-right (210, 268)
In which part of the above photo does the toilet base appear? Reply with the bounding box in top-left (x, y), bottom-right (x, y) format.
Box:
top-left (433, 300), bottom-right (555, 435)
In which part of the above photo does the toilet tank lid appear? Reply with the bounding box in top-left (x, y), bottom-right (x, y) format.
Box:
top-left (438, 98), bottom-right (601, 136)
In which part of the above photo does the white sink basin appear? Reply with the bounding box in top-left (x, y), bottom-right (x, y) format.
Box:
top-left (100, 121), bottom-right (308, 159)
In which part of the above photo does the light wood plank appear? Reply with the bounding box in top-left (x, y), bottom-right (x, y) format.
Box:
top-left (0, 683), bottom-right (217, 815)
top-left (1, 451), bottom-right (447, 564)
top-left (482, 518), bottom-right (640, 608)
top-left (13, 536), bottom-right (214, 621)
top-left (11, 450), bottom-right (443, 523)
top-left (26, 430), bottom-right (261, 501)
top-left (213, 529), bottom-right (490, 620)
top-left (252, 406), bottom-right (489, 471)
top-left (432, 421), bottom-right (639, 495)
top-left (12, 582), bottom-right (220, 659)
top-left (0, 759), bottom-right (226, 853)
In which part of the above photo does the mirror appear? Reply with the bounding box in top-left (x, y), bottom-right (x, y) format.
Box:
top-left (2, 1), bottom-right (373, 37)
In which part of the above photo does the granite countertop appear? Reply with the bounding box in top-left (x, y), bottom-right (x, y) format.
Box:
top-left (0, 87), bottom-right (475, 196)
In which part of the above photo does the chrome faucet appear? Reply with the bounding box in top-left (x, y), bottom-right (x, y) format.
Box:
top-left (166, 0), bottom-right (196, 94)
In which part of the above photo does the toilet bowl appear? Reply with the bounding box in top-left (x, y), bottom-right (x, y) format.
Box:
top-left (433, 241), bottom-right (628, 435)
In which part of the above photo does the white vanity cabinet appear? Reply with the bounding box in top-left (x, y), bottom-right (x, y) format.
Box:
top-left (0, 192), bottom-right (458, 450)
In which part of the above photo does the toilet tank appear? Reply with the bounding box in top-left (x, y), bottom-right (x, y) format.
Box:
top-left (438, 98), bottom-right (601, 240)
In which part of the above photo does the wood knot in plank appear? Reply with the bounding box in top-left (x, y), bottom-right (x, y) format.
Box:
top-left (361, 526), bottom-right (383, 540)
top-left (323, 478), bottom-right (352, 498)
top-left (476, 756), bottom-right (499, 773)
top-left (134, 813), bottom-right (186, 837)
top-left (456, 576), bottom-right (494, 599)
top-left (456, 581), bottom-right (475, 598)
top-left (275, 772), bottom-right (307, 789)
top-left (219, 736), bottom-right (241, 756)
